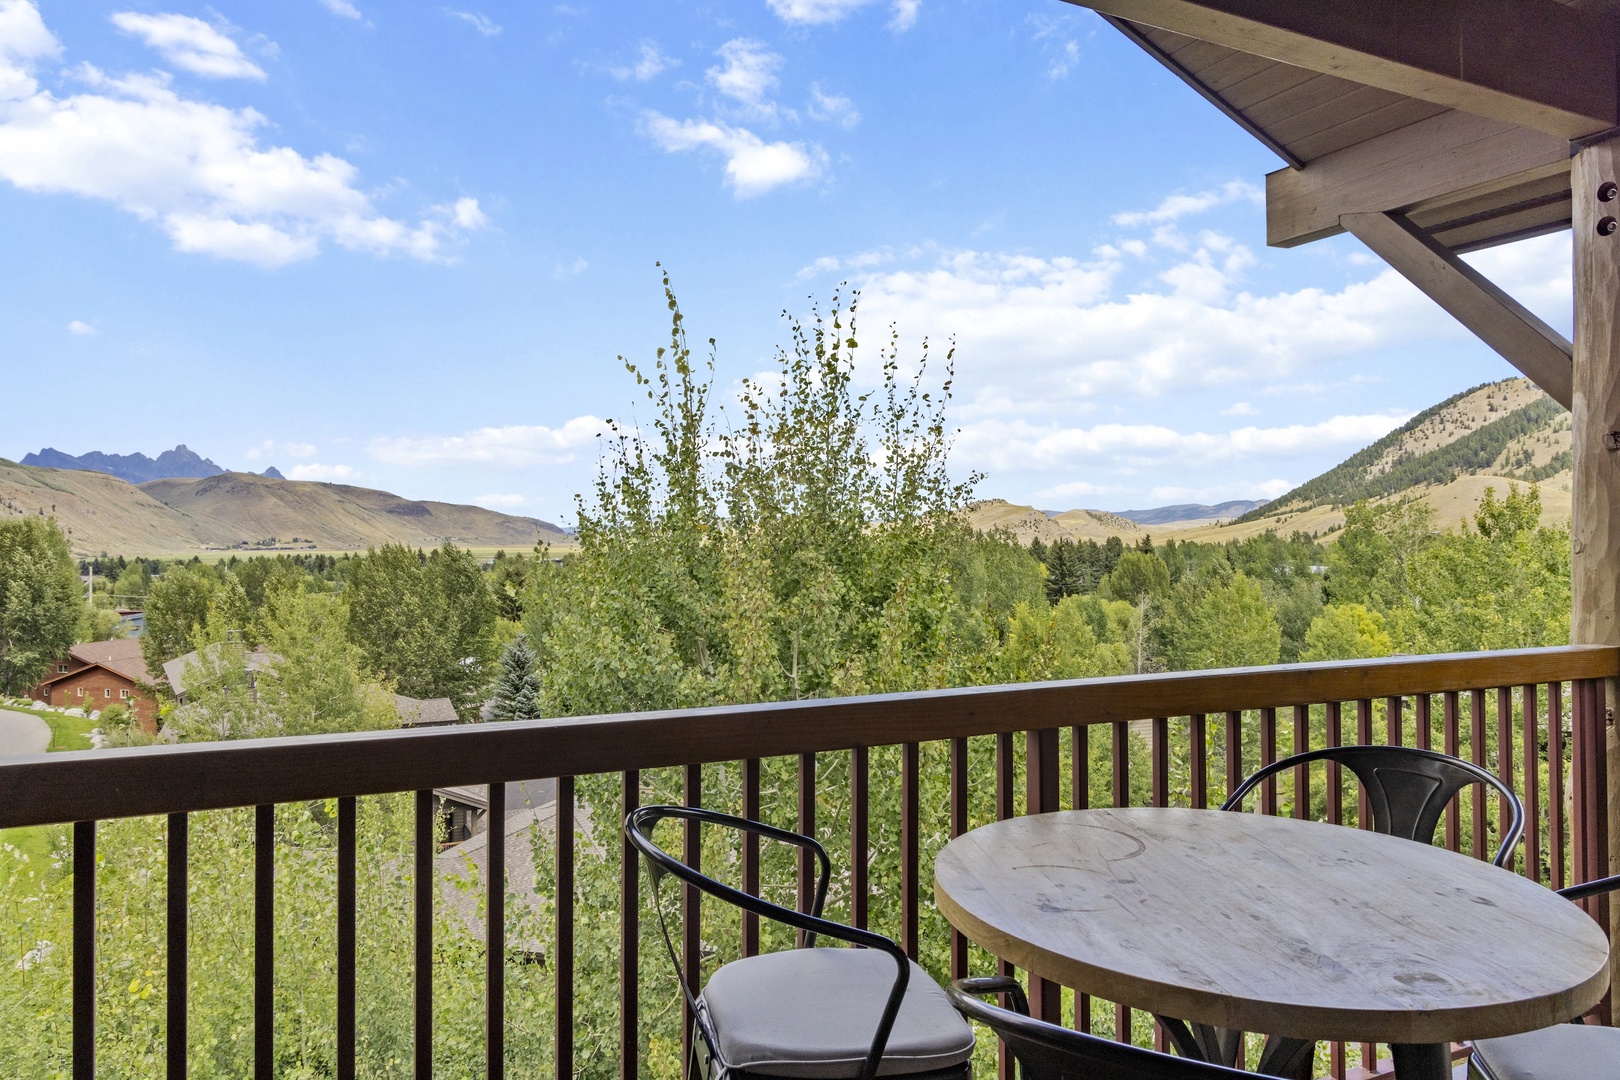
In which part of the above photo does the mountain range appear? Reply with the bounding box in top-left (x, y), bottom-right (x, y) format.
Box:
top-left (21, 444), bottom-right (283, 484)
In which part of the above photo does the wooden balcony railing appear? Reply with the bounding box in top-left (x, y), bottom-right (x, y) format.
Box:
top-left (0, 645), bottom-right (1614, 1079)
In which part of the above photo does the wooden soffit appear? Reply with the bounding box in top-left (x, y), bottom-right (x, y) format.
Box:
top-left (1065, 0), bottom-right (1620, 252)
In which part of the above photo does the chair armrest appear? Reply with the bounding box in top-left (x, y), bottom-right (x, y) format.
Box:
top-left (1559, 873), bottom-right (1620, 902)
top-left (951, 976), bottom-right (1030, 1016)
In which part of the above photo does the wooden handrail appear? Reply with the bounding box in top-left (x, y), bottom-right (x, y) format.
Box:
top-left (0, 645), bottom-right (1613, 830)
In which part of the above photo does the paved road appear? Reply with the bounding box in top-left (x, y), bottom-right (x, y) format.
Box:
top-left (0, 709), bottom-right (51, 757)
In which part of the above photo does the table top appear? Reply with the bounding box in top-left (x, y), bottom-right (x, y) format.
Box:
top-left (933, 807), bottom-right (1611, 1044)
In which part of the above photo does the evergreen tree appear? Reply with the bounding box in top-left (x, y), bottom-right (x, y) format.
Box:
top-left (491, 635), bottom-right (542, 721)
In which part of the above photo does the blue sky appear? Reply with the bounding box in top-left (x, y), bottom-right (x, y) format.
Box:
top-left (0, 0), bottom-right (1572, 525)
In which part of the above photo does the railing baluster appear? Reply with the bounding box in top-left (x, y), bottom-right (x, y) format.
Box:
top-left (1069, 724), bottom-right (1092, 1035)
top-left (995, 732), bottom-right (1016, 1079)
top-left (414, 792), bottom-right (432, 1080)
top-left (168, 812), bottom-right (187, 1080)
top-left (797, 753), bottom-right (816, 949)
top-left (1112, 721), bottom-right (1129, 810)
top-left (851, 746), bottom-right (869, 932)
top-left (902, 742), bottom-right (920, 961)
top-left (1387, 695), bottom-right (1402, 746)
top-left (1415, 693), bottom-right (1431, 752)
top-left (73, 819), bottom-right (95, 1080)
top-left (1497, 687), bottom-right (1515, 872)
top-left (1470, 688), bottom-right (1488, 861)
top-left (489, 783), bottom-right (507, 1080)
top-left (1149, 719), bottom-right (1169, 808)
top-left (742, 758), bottom-right (760, 957)
top-left (1571, 680), bottom-right (1611, 932)
top-left (1292, 704), bottom-right (1309, 820)
top-left (1189, 714), bottom-right (1207, 810)
top-left (1259, 707), bottom-right (1277, 815)
top-left (1355, 699), bottom-right (1373, 830)
top-left (1444, 691), bottom-right (1462, 851)
top-left (1026, 730), bottom-right (1060, 1022)
top-left (949, 737), bottom-right (968, 980)
top-left (337, 796), bottom-right (356, 1080)
top-left (557, 776), bottom-right (576, 1080)
top-left (1223, 711), bottom-right (1241, 804)
top-left (617, 772), bottom-right (637, 1080)
top-left (257, 803), bottom-right (275, 1080)
top-left (1520, 686), bottom-right (1541, 884)
top-left (1548, 683), bottom-right (1566, 891)
top-left (1324, 701), bottom-right (1343, 825)
top-left (679, 766), bottom-right (697, 1068)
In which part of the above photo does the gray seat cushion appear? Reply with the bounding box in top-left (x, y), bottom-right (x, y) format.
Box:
top-left (699, 948), bottom-right (975, 1078)
top-left (1472, 1023), bottom-right (1620, 1080)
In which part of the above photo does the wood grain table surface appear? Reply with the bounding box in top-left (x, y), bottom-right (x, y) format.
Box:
top-left (934, 807), bottom-right (1610, 1046)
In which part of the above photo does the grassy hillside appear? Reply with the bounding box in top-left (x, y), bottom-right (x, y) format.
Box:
top-left (0, 461), bottom-right (568, 555)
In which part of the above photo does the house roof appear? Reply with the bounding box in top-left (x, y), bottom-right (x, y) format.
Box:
top-left (394, 694), bottom-right (460, 727)
top-left (435, 778), bottom-right (554, 813)
top-left (66, 638), bottom-right (149, 683)
top-left (37, 659), bottom-right (143, 690)
top-left (163, 644), bottom-right (278, 698)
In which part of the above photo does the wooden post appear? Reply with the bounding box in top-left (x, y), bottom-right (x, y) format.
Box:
top-left (1571, 136), bottom-right (1620, 1015)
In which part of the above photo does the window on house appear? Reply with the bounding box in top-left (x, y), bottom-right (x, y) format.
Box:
top-left (121, 689), bottom-right (131, 699)
top-left (58, 664), bottom-right (69, 673)
top-left (76, 687), bottom-right (83, 698)
top-left (105, 688), bottom-right (113, 698)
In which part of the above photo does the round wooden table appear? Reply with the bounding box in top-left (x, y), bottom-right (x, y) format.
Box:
top-left (934, 807), bottom-right (1611, 1079)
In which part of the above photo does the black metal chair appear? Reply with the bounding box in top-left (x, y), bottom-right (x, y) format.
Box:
top-left (1469, 873), bottom-right (1620, 1080)
top-left (1221, 745), bottom-right (1525, 867)
top-left (948, 978), bottom-right (1255, 1079)
top-left (625, 805), bottom-right (974, 1080)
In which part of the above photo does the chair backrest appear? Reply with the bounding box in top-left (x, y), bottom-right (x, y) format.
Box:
top-left (947, 980), bottom-right (1251, 1080)
top-left (1220, 745), bottom-right (1524, 867)
top-left (625, 805), bottom-right (912, 1080)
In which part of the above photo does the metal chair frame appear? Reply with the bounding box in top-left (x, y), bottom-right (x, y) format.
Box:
top-left (1221, 745), bottom-right (1525, 867)
top-left (948, 978), bottom-right (1255, 1079)
top-left (625, 805), bottom-right (920, 1080)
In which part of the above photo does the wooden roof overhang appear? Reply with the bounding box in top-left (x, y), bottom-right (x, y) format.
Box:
top-left (1062, 0), bottom-right (1620, 409)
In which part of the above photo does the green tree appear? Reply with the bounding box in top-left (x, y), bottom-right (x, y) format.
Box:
top-left (141, 564), bottom-right (249, 676)
top-left (1302, 603), bottom-right (1393, 661)
top-left (112, 561), bottom-right (151, 606)
top-left (345, 542), bottom-right (497, 718)
top-left (1101, 550), bottom-right (1170, 606)
top-left (491, 635), bottom-right (542, 721)
top-left (0, 518), bottom-right (81, 694)
top-left (1173, 572), bottom-right (1281, 669)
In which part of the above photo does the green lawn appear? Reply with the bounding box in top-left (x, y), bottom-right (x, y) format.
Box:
top-left (41, 710), bottom-right (97, 752)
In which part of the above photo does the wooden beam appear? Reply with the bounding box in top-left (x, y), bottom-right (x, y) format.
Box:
top-left (1069, 0), bottom-right (1617, 138)
top-left (1340, 210), bottom-right (1573, 407)
top-left (1268, 110), bottom-right (1568, 247)
top-left (1569, 134), bottom-right (1620, 1007)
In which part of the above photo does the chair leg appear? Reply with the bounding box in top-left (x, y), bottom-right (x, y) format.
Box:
top-left (1389, 1042), bottom-right (1449, 1080)
top-left (1255, 1035), bottom-right (1315, 1079)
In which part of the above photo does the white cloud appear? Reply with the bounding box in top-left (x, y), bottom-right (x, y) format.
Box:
top-left (111, 12), bottom-right (266, 81)
top-left (445, 10), bottom-right (501, 36)
top-left (368, 416), bottom-right (608, 468)
top-left (66, 319), bottom-right (95, 335)
top-left (888, 0), bottom-right (920, 31)
top-left (288, 462), bottom-right (362, 482)
top-left (316, 0), bottom-right (361, 18)
top-left (956, 412), bottom-right (1411, 475)
top-left (1047, 39), bottom-right (1080, 79)
top-left (244, 439), bottom-right (316, 461)
top-left (641, 111), bottom-right (825, 197)
top-left (853, 241), bottom-right (1453, 408)
top-left (0, 4), bottom-right (487, 266)
top-left (610, 41), bottom-right (676, 81)
top-left (474, 492), bottom-right (527, 510)
top-left (1113, 180), bottom-right (1263, 227)
top-left (767, 0), bottom-right (918, 30)
top-left (808, 82), bottom-right (859, 128)
top-left (707, 39), bottom-right (781, 120)
top-left (1220, 402), bottom-right (1257, 416)
top-left (554, 256), bottom-right (587, 277)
